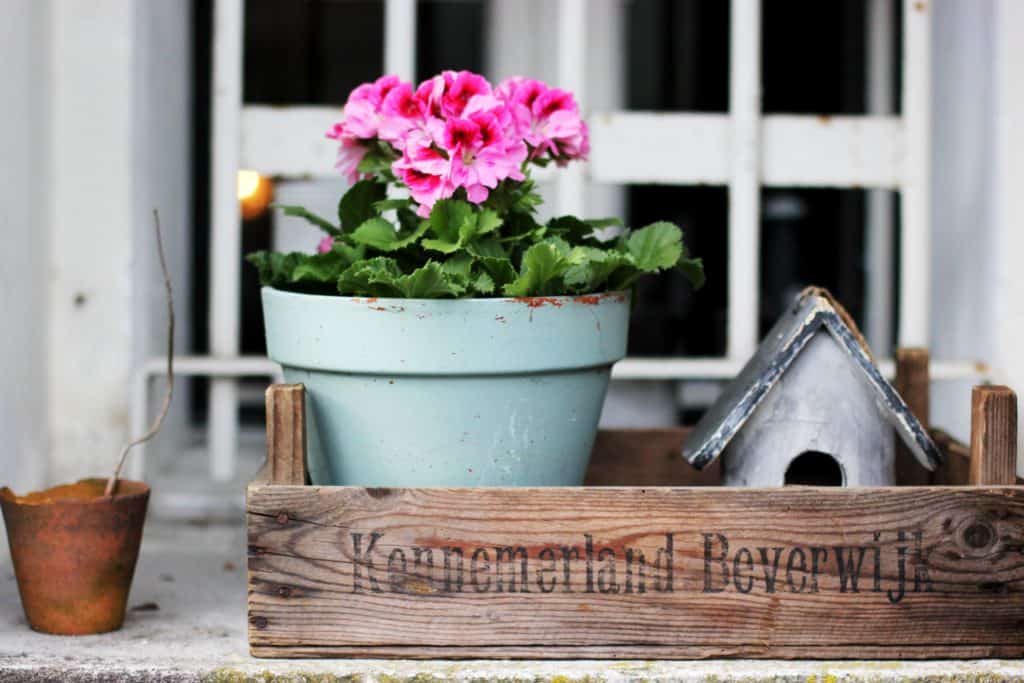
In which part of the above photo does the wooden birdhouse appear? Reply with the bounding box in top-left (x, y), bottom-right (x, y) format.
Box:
top-left (682, 287), bottom-right (942, 487)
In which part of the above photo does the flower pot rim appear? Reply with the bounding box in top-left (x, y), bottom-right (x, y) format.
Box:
top-left (263, 286), bottom-right (629, 305)
top-left (261, 285), bottom-right (631, 375)
top-left (0, 478), bottom-right (150, 507)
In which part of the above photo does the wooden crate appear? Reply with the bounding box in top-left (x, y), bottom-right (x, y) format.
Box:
top-left (247, 353), bottom-right (1024, 659)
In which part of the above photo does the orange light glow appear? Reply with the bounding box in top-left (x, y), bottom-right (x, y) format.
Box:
top-left (238, 170), bottom-right (273, 220)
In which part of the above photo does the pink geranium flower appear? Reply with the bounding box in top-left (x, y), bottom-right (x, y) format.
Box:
top-left (326, 71), bottom-right (588, 215)
top-left (317, 235), bottom-right (335, 254)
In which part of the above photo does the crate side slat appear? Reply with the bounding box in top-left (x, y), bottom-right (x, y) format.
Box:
top-left (248, 485), bottom-right (1024, 657)
top-left (585, 427), bottom-right (719, 486)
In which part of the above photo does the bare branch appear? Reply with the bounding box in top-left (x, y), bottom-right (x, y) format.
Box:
top-left (106, 210), bottom-right (175, 497)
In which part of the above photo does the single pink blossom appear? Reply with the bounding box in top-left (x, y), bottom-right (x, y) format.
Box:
top-left (442, 112), bottom-right (526, 204)
top-left (325, 122), bottom-right (369, 183)
top-left (317, 235), bottom-right (335, 254)
top-left (440, 71), bottom-right (492, 118)
top-left (341, 74), bottom-right (408, 139)
top-left (393, 141), bottom-right (454, 216)
top-left (528, 88), bottom-right (588, 162)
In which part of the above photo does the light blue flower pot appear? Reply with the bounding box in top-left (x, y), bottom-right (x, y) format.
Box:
top-left (261, 287), bottom-right (630, 486)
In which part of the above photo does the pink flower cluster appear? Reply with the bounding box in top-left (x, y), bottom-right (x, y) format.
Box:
top-left (326, 71), bottom-right (589, 217)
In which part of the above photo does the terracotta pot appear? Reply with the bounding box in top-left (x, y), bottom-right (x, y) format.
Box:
top-left (0, 478), bottom-right (149, 635)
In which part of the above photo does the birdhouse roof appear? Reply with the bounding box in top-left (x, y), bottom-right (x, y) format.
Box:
top-left (682, 287), bottom-right (943, 471)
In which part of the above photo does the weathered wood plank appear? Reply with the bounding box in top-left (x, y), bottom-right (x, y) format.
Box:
top-left (971, 385), bottom-right (1018, 486)
top-left (248, 485), bottom-right (1024, 658)
top-left (895, 348), bottom-right (932, 486)
top-left (250, 643), bottom-right (1024, 660)
top-left (931, 428), bottom-right (972, 486)
top-left (585, 428), bottom-right (720, 486)
top-left (265, 384), bottom-right (306, 486)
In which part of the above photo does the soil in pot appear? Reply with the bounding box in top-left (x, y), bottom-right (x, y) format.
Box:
top-left (1, 478), bottom-right (150, 635)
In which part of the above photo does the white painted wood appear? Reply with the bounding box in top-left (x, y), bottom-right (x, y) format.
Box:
top-left (760, 116), bottom-right (903, 187)
top-left (208, 0), bottom-right (244, 481)
top-left (727, 0), bottom-right (762, 362)
top-left (993, 0), bottom-right (1024, 473)
top-left (722, 333), bottom-right (896, 487)
top-left (864, 0), bottom-right (896, 354)
top-left (589, 113), bottom-right (732, 184)
top-left (613, 357), bottom-right (988, 382)
top-left (384, 0), bottom-right (417, 81)
top-left (242, 106), bottom-right (339, 176)
top-left (245, 108), bottom-right (905, 188)
top-left (556, 0), bottom-right (586, 217)
top-left (899, 0), bottom-right (932, 348)
top-left (43, 0), bottom-right (192, 485)
top-left (0, 0), bottom-right (50, 493)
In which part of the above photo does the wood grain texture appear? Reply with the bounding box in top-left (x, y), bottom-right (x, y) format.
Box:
top-left (248, 485), bottom-right (1024, 659)
top-left (265, 384), bottom-right (307, 486)
top-left (970, 385), bottom-right (1018, 486)
top-left (895, 348), bottom-right (932, 486)
top-left (585, 428), bottom-right (720, 486)
top-left (930, 428), bottom-right (971, 486)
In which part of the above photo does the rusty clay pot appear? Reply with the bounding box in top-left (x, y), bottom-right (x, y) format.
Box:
top-left (0, 478), bottom-right (149, 635)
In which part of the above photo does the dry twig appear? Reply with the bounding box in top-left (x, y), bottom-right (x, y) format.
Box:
top-left (105, 210), bottom-right (175, 497)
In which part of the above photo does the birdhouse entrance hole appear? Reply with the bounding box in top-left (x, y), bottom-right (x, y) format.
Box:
top-left (784, 451), bottom-right (845, 486)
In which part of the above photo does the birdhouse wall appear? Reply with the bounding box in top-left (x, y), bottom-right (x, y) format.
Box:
top-left (721, 332), bottom-right (896, 487)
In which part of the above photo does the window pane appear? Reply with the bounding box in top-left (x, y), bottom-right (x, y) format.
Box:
top-left (625, 0), bottom-right (729, 112)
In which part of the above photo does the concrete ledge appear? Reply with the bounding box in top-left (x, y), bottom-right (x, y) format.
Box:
top-left (2, 522), bottom-right (1023, 682)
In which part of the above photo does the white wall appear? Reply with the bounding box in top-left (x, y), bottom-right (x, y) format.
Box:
top-left (0, 0), bottom-right (191, 492)
top-left (0, 0), bottom-right (51, 494)
top-left (930, 0), bottom-right (1024, 473)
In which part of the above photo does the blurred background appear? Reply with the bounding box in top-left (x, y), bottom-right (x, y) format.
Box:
top-left (1, 0), bottom-right (1019, 518)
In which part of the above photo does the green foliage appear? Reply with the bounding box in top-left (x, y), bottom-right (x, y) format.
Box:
top-left (252, 176), bottom-right (705, 299)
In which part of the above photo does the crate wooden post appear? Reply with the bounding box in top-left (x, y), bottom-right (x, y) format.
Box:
top-left (895, 348), bottom-right (931, 485)
top-left (969, 385), bottom-right (1018, 485)
top-left (264, 384), bottom-right (307, 486)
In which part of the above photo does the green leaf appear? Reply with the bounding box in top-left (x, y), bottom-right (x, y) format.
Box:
top-left (564, 247), bottom-right (632, 292)
top-left (351, 217), bottom-right (428, 252)
top-left (373, 198), bottom-right (413, 212)
top-left (472, 270), bottom-right (495, 295)
top-left (396, 261), bottom-right (466, 298)
top-left (290, 249), bottom-right (356, 284)
top-left (338, 180), bottom-right (386, 231)
top-left (428, 199), bottom-right (474, 244)
top-left (467, 237), bottom-right (507, 260)
top-left (476, 255), bottom-right (517, 289)
top-left (676, 250), bottom-right (706, 290)
top-left (421, 238), bottom-right (462, 254)
top-left (337, 257), bottom-right (405, 297)
top-left (271, 204), bottom-right (340, 236)
top-left (626, 221), bottom-right (683, 272)
top-left (351, 218), bottom-right (399, 250)
top-left (246, 251), bottom-right (303, 288)
top-left (546, 216), bottom-right (594, 243)
top-left (585, 217), bottom-right (624, 229)
top-left (467, 209), bottom-right (502, 240)
top-left (503, 239), bottom-right (571, 297)
top-left (441, 252), bottom-right (474, 281)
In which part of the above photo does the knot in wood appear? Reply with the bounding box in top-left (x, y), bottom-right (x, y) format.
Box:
top-left (962, 520), bottom-right (996, 550)
top-left (276, 511), bottom-right (289, 525)
top-left (250, 615), bottom-right (268, 629)
top-left (277, 585), bottom-right (292, 598)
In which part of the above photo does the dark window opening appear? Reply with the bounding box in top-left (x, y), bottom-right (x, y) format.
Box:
top-left (784, 451), bottom-right (845, 486)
